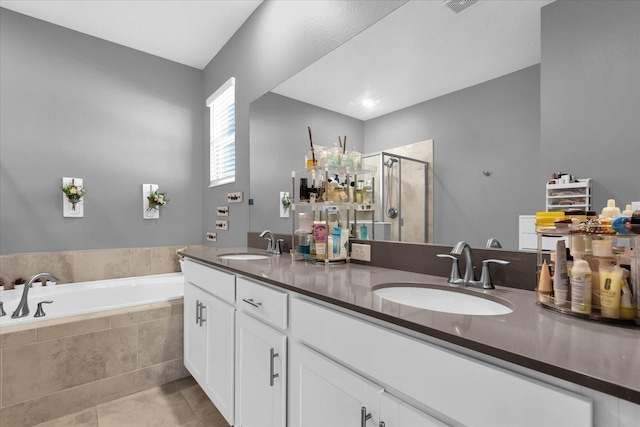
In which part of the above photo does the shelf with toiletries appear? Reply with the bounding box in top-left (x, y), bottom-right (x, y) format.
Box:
top-left (290, 166), bottom-right (376, 263)
top-left (535, 226), bottom-right (639, 326)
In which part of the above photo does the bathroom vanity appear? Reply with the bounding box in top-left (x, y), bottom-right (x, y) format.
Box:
top-left (180, 247), bottom-right (639, 427)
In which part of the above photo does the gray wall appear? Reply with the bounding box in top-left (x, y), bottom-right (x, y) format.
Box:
top-left (249, 92), bottom-right (364, 234)
top-left (365, 65), bottom-right (541, 249)
top-left (0, 9), bottom-right (204, 254)
top-left (540, 0), bottom-right (640, 207)
top-left (201, 1), bottom-right (406, 247)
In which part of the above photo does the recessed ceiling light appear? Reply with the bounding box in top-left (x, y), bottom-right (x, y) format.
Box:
top-left (362, 99), bottom-right (379, 108)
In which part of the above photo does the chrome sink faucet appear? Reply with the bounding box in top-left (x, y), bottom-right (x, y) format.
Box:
top-left (451, 241), bottom-right (476, 284)
top-left (259, 230), bottom-right (282, 254)
top-left (11, 273), bottom-right (59, 318)
top-left (449, 242), bottom-right (509, 289)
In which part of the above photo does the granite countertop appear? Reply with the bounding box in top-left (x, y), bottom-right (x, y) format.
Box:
top-left (180, 247), bottom-right (640, 404)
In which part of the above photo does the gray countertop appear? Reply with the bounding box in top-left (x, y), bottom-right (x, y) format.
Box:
top-left (180, 247), bottom-right (640, 404)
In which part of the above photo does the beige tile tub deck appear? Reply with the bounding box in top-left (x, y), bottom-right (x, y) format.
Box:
top-left (0, 299), bottom-right (187, 427)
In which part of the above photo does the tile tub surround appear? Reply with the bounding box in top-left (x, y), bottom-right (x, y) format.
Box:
top-left (0, 299), bottom-right (188, 427)
top-left (0, 245), bottom-right (202, 289)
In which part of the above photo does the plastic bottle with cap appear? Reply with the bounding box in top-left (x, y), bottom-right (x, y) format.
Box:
top-left (570, 260), bottom-right (592, 314)
top-left (622, 204), bottom-right (634, 217)
top-left (601, 199), bottom-right (621, 219)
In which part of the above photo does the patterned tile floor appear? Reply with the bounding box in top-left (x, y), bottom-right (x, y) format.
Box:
top-left (33, 377), bottom-right (229, 427)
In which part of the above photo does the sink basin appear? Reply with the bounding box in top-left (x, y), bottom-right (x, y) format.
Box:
top-left (373, 284), bottom-right (513, 316)
top-left (218, 253), bottom-right (270, 261)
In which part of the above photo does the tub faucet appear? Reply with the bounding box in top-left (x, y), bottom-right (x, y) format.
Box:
top-left (11, 273), bottom-right (59, 319)
top-left (259, 230), bottom-right (282, 254)
top-left (451, 241), bottom-right (476, 284)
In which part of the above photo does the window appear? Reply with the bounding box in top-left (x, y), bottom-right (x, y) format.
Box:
top-left (207, 77), bottom-right (236, 187)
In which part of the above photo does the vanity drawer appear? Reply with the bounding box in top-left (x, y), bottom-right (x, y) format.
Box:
top-left (182, 259), bottom-right (235, 303)
top-left (237, 277), bottom-right (288, 330)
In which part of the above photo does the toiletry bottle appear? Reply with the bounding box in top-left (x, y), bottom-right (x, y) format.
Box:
top-left (537, 259), bottom-right (553, 304)
top-left (359, 224), bottom-right (368, 240)
top-left (300, 178), bottom-right (308, 202)
top-left (620, 277), bottom-right (635, 319)
top-left (599, 265), bottom-right (623, 318)
top-left (601, 199), bottom-right (621, 219)
top-left (570, 260), bottom-right (592, 314)
top-left (553, 240), bottom-right (569, 305)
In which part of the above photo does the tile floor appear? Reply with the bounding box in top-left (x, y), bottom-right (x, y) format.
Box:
top-left (33, 377), bottom-right (230, 427)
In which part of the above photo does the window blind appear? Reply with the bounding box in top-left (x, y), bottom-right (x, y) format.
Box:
top-left (207, 77), bottom-right (236, 187)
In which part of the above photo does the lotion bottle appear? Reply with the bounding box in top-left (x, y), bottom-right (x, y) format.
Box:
top-left (570, 260), bottom-right (592, 314)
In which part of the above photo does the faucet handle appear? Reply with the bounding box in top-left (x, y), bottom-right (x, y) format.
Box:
top-left (437, 254), bottom-right (462, 284)
top-left (0, 301), bottom-right (6, 317)
top-left (34, 300), bottom-right (53, 318)
top-left (479, 259), bottom-right (510, 289)
top-left (275, 239), bottom-right (284, 255)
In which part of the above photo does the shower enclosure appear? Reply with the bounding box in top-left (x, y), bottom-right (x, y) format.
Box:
top-left (362, 151), bottom-right (429, 243)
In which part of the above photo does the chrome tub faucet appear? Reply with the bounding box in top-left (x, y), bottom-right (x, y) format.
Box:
top-left (11, 273), bottom-right (59, 318)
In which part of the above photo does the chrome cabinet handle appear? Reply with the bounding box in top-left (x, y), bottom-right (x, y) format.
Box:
top-left (242, 298), bottom-right (263, 309)
top-left (270, 348), bottom-right (279, 386)
top-left (195, 300), bottom-right (201, 325)
top-left (198, 302), bottom-right (206, 326)
top-left (361, 406), bottom-right (372, 427)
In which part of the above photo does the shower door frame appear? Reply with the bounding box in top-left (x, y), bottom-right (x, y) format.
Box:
top-left (363, 151), bottom-right (429, 242)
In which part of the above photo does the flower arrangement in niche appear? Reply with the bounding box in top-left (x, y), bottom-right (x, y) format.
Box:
top-left (147, 189), bottom-right (168, 211)
top-left (61, 180), bottom-right (86, 211)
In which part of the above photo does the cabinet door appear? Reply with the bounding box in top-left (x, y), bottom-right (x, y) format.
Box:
top-left (202, 290), bottom-right (235, 426)
top-left (289, 342), bottom-right (382, 427)
top-left (183, 282), bottom-right (208, 382)
top-left (379, 392), bottom-right (448, 427)
top-left (235, 312), bottom-right (287, 427)
top-left (183, 281), bottom-right (235, 426)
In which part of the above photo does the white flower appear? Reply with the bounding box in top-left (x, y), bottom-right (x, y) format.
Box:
top-left (70, 187), bottom-right (77, 195)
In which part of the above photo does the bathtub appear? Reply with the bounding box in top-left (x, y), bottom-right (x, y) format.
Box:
top-left (0, 272), bottom-right (184, 327)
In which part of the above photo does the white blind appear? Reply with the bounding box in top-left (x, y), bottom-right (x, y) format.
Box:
top-left (207, 77), bottom-right (235, 187)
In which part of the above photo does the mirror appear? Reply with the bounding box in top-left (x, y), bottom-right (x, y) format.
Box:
top-left (249, 0), bottom-right (638, 250)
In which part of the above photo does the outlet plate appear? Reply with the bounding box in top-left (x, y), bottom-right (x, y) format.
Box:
top-left (351, 243), bottom-right (371, 262)
top-left (206, 232), bottom-right (217, 242)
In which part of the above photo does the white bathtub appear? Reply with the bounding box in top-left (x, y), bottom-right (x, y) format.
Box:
top-left (0, 272), bottom-right (184, 327)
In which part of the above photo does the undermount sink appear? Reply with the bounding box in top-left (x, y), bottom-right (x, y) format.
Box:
top-left (373, 284), bottom-right (513, 316)
top-left (217, 253), bottom-right (270, 261)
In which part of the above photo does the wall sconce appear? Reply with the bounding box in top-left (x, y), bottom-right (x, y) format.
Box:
top-left (62, 177), bottom-right (85, 217)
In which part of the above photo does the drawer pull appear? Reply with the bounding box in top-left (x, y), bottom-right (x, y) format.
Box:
top-left (270, 348), bottom-right (279, 387)
top-left (242, 298), bottom-right (263, 309)
top-left (361, 406), bottom-right (372, 426)
top-left (195, 300), bottom-right (201, 325)
top-left (198, 301), bottom-right (206, 326)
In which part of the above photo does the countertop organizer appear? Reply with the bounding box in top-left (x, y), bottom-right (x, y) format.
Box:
top-left (536, 222), bottom-right (639, 326)
top-left (290, 164), bottom-right (376, 263)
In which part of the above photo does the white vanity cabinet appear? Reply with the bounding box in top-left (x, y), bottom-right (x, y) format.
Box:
top-left (234, 277), bottom-right (288, 427)
top-left (290, 297), bottom-right (593, 427)
top-left (183, 260), bottom-right (236, 426)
